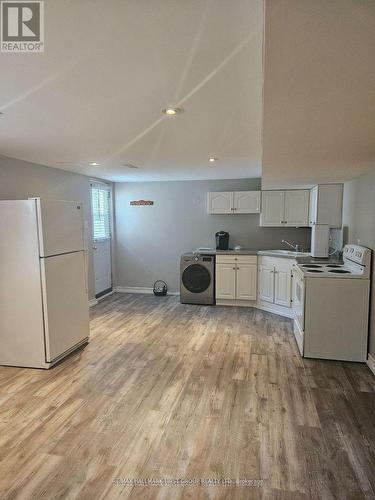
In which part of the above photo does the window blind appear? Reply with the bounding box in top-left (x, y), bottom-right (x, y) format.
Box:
top-left (91, 183), bottom-right (111, 240)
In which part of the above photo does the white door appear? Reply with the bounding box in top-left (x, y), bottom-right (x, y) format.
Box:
top-left (258, 265), bottom-right (274, 303)
top-left (274, 269), bottom-right (292, 307)
top-left (41, 251), bottom-right (89, 362)
top-left (309, 186), bottom-right (318, 226)
top-left (236, 263), bottom-right (257, 300)
top-left (36, 199), bottom-right (85, 257)
top-left (216, 263), bottom-right (236, 299)
top-left (233, 191), bottom-right (260, 214)
top-left (260, 191), bottom-right (284, 226)
top-left (93, 239), bottom-right (112, 295)
top-left (284, 190), bottom-right (310, 227)
top-left (91, 183), bottom-right (113, 297)
top-left (208, 192), bottom-right (233, 214)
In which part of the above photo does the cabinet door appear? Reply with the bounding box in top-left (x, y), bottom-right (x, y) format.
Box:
top-left (258, 265), bottom-right (274, 303)
top-left (309, 186), bottom-right (318, 226)
top-left (208, 192), bottom-right (233, 214)
top-left (284, 190), bottom-right (309, 226)
top-left (216, 263), bottom-right (236, 299)
top-left (315, 184), bottom-right (343, 228)
top-left (260, 191), bottom-right (284, 226)
top-left (233, 191), bottom-right (260, 214)
top-left (274, 269), bottom-right (292, 307)
top-left (236, 264), bottom-right (257, 300)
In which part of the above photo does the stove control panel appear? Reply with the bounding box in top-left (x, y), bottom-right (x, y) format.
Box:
top-left (343, 244), bottom-right (371, 267)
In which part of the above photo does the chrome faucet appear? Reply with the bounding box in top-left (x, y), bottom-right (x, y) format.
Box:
top-left (282, 239), bottom-right (303, 252)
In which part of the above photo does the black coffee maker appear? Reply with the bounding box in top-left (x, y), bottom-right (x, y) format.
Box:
top-left (215, 231), bottom-right (229, 250)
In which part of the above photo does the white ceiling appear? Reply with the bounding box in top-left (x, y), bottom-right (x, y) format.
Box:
top-left (262, 0), bottom-right (375, 189)
top-left (0, 0), bottom-right (264, 182)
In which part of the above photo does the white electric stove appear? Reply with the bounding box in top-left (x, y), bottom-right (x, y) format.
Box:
top-left (292, 244), bottom-right (371, 362)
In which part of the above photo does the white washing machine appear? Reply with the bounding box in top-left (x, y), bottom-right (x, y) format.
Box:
top-left (180, 253), bottom-right (215, 305)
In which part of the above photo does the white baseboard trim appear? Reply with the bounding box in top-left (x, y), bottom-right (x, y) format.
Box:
top-left (367, 354), bottom-right (375, 376)
top-left (256, 301), bottom-right (294, 319)
top-left (114, 286), bottom-right (180, 296)
top-left (88, 299), bottom-right (98, 308)
top-left (216, 299), bottom-right (257, 308)
top-left (97, 290), bottom-right (115, 301)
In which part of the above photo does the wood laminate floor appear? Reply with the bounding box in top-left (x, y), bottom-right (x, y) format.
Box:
top-left (0, 293), bottom-right (375, 499)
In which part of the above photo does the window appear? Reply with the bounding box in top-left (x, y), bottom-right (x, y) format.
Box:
top-left (91, 183), bottom-right (111, 240)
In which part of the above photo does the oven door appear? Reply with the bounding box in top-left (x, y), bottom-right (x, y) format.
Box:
top-left (292, 265), bottom-right (305, 354)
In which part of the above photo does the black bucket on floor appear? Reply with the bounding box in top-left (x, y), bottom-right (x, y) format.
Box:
top-left (153, 280), bottom-right (168, 296)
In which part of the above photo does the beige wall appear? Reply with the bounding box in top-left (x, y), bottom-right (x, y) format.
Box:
top-left (0, 155), bottom-right (111, 300)
top-left (334, 170), bottom-right (375, 358)
top-left (262, 0), bottom-right (375, 188)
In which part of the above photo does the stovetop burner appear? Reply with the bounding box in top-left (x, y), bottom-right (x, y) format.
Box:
top-left (306, 269), bottom-right (324, 273)
top-left (329, 269), bottom-right (351, 274)
top-left (301, 264), bottom-right (323, 268)
top-left (326, 264), bottom-right (343, 268)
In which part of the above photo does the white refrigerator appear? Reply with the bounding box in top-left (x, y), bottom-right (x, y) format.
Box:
top-left (0, 198), bottom-right (90, 369)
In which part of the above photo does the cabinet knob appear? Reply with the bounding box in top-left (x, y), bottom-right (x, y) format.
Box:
top-left (233, 267), bottom-right (236, 270)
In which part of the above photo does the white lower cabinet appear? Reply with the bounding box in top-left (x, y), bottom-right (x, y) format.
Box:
top-left (257, 256), bottom-right (294, 316)
top-left (258, 264), bottom-right (274, 302)
top-left (236, 263), bottom-right (257, 300)
top-left (215, 255), bottom-right (296, 317)
top-left (274, 268), bottom-right (292, 307)
top-left (216, 255), bottom-right (257, 304)
top-left (216, 263), bottom-right (236, 299)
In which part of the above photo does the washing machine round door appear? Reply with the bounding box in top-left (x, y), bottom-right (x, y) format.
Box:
top-left (182, 264), bottom-right (211, 293)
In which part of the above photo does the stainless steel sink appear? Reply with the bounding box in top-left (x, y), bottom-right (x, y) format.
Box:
top-left (260, 250), bottom-right (311, 257)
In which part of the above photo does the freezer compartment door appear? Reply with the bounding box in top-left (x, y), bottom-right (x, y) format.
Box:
top-left (34, 198), bottom-right (85, 257)
top-left (41, 251), bottom-right (89, 362)
top-left (0, 200), bottom-right (46, 368)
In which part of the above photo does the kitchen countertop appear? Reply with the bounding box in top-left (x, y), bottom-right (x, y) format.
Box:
top-left (195, 249), bottom-right (343, 262)
top-left (215, 249), bottom-right (259, 255)
top-left (295, 254), bottom-right (343, 265)
top-left (257, 250), bottom-right (302, 259)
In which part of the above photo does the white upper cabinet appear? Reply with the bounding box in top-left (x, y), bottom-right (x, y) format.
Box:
top-left (233, 191), bottom-right (260, 214)
top-left (207, 192), bottom-right (233, 214)
top-left (284, 190), bottom-right (309, 226)
top-left (309, 184), bottom-right (343, 228)
top-left (260, 191), bottom-right (284, 226)
top-left (260, 190), bottom-right (309, 227)
top-left (207, 191), bottom-right (260, 214)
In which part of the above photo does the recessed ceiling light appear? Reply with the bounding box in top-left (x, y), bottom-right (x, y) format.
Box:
top-left (123, 163), bottom-right (139, 169)
top-left (209, 157), bottom-right (218, 162)
top-left (89, 162), bottom-right (100, 166)
top-left (162, 107), bottom-right (183, 116)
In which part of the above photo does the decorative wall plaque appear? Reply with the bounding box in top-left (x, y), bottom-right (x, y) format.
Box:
top-left (130, 200), bottom-right (154, 206)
